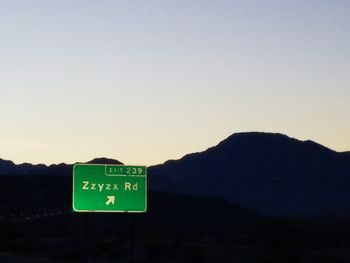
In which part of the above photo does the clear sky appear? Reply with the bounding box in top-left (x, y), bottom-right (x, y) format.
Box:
top-left (1, 0), bottom-right (349, 165)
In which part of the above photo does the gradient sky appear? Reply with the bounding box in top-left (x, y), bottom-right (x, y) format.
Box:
top-left (1, 0), bottom-right (349, 165)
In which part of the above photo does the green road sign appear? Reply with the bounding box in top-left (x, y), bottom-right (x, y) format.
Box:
top-left (73, 164), bottom-right (147, 213)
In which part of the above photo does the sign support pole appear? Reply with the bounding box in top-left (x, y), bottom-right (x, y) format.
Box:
top-left (83, 213), bottom-right (88, 262)
top-left (130, 214), bottom-right (135, 263)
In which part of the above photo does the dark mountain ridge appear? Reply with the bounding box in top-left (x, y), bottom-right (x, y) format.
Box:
top-left (150, 132), bottom-right (350, 216)
top-left (1, 132), bottom-right (349, 216)
top-left (0, 157), bottom-right (122, 176)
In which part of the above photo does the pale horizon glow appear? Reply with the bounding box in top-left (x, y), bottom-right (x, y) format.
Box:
top-left (1, 1), bottom-right (349, 166)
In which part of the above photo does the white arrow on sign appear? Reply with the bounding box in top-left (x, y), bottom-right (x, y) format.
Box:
top-left (105, 196), bottom-right (115, 205)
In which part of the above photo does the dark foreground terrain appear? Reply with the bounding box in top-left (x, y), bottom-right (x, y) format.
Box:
top-left (1, 133), bottom-right (350, 262)
top-left (1, 176), bottom-right (350, 263)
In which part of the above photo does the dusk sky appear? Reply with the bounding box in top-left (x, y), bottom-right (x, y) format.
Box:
top-left (1, 0), bottom-right (349, 165)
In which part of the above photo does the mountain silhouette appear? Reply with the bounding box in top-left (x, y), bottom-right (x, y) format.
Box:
top-left (0, 158), bottom-right (47, 175)
top-left (86, 157), bottom-right (123, 165)
top-left (0, 157), bottom-right (123, 176)
top-left (150, 132), bottom-right (350, 216)
top-left (2, 134), bottom-right (350, 263)
top-left (1, 132), bottom-right (349, 216)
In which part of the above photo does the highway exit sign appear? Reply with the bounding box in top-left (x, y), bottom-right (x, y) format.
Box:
top-left (73, 164), bottom-right (147, 213)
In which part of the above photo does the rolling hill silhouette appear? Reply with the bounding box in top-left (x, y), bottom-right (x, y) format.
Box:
top-left (150, 132), bottom-right (350, 216)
